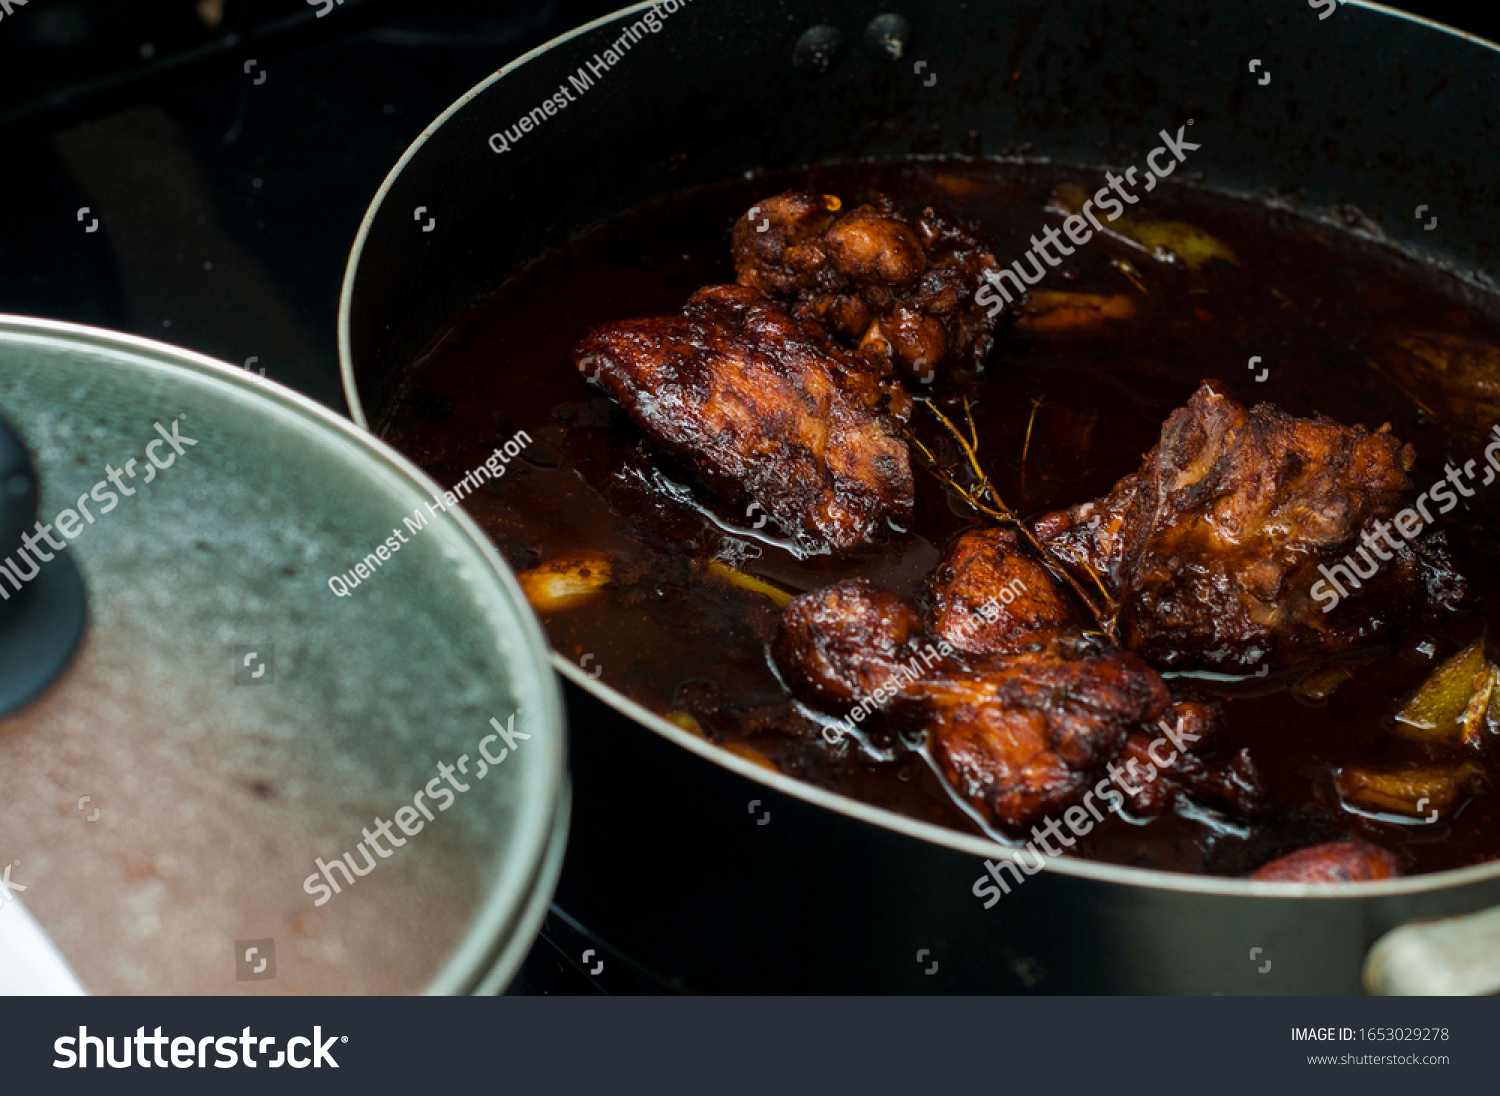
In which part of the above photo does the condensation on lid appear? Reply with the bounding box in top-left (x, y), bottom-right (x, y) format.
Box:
top-left (0, 322), bottom-right (564, 995)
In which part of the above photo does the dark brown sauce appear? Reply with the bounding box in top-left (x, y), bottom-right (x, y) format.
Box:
top-left (380, 160), bottom-right (1500, 878)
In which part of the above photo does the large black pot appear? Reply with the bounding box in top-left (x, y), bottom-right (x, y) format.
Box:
top-left (339, 0), bottom-right (1500, 993)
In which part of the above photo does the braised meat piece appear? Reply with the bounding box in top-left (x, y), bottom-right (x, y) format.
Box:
top-left (1117, 699), bottom-right (1264, 819)
top-left (732, 190), bottom-right (1009, 383)
top-left (772, 578), bottom-right (1171, 833)
top-left (1036, 380), bottom-right (1467, 672)
top-left (575, 285), bottom-right (914, 552)
top-left (925, 526), bottom-right (1084, 657)
top-left (771, 578), bottom-right (929, 713)
top-left (921, 644), bottom-right (1170, 833)
top-left (1250, 840), bottom-right (1402, 883)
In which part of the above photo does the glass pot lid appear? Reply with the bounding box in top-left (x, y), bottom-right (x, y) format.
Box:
top-left (0, 317), bottom-right (566, 995)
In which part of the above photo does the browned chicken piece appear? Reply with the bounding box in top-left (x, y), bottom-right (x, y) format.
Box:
top-left (925, 526), bottom-right (1084, 657)
top-left (732, 190), bottom-right (1009, 383)
top-left (575, 285), bottom-right (914, 552)
top-left (1035, 380), bottom-right (1467, 672)
top-left (923, 540), bottom-right (1262, 821)
top-left (772, 578), bottom-right (1171, 833)
top-left (771, 578), bottom-right (929, 714)
top-left (1117, 699), bottom-right (1264, 819)
top-left (921, 644), bottom-right (1170, 833)
top-left (1250, 840), bottom-right (1402, 883)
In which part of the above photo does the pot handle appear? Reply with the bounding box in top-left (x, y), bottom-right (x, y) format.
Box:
top-left (1364, 906), bottom-right (1500, 995)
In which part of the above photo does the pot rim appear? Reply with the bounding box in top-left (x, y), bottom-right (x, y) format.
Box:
top-left (0, 312), bottom-right (569, 994)
top-left (336, 0), bottom-right (1500, 902)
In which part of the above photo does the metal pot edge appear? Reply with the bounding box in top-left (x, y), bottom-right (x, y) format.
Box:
top-left (332, 0), bottom-right (1500, 909)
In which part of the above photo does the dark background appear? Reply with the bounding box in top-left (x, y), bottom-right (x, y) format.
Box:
top-left (0, 0), bottom-right (1493, 411)
top-left (2, 0), bottom-right (1488, 410)
top-left (0, 0), bottom-right (1494, 994)
top-left (0, 0), bottom-right (625, 410)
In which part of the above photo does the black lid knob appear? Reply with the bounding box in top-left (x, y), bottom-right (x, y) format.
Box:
top-left (0, 415), bottom-right (87, 718)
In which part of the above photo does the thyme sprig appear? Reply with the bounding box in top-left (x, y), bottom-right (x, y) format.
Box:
top-left (908, 396), bottom-right (1116, 636)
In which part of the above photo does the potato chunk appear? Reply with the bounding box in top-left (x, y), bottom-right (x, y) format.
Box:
top-left (517, 550), bottom-right (612, 612)
top-left (1012, 291), bottom-right (1138, 333)
top-left (1334, 763), bottom-right (1485, 819)
top-left (1372, 332), bottom-right (1500, 437)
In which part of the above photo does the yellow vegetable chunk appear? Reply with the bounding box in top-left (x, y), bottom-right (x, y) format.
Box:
top-left (1373, 331), bottom-right (1500, 437)
top-left (1055, 183), bottom-right (1239, 270)
top-left (706, 559), bottom-right (794, 607)
top-left (1013, 291), bottom-right (1139, 333)
top-left (722, 741), bottom-right (779, 772)
top-left (1335, 763), bottom-right (1485, 819)
top-left (1291, 662), bottom-right (1361, 706)
top-left (1393, 638), bottom-right (1497, 749)
top-left (932, 173), bottom-right (983, 196)
top-left (517, 550), bottom-right (612, 613)
top-left (665, 711), bottom-right (706, 737)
